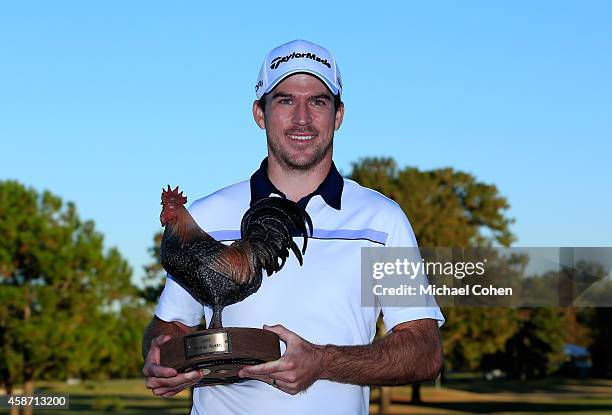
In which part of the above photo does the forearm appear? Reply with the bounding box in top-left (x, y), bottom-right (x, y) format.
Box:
top-left (141, 315), bottom-right (196, 359)
top-left (319, 319), bottom-right (442, 386)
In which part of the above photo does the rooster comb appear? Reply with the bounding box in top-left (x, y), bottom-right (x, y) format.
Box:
top-left (161, 185), bottom-right (188, 205)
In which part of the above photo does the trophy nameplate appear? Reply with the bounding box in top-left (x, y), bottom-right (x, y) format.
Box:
top-left (185, 332), bottom-right (231, 359)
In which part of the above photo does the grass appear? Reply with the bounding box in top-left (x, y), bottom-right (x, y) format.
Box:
top-left (21, 379), bottom-right (192, 414)
top-left (3, 376), bottom-right (611, 414)
top-left (370, 376), bottom-right (612, 414)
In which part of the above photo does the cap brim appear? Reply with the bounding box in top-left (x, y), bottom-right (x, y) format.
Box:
top-left (258, 69), bottom-right (339, 99)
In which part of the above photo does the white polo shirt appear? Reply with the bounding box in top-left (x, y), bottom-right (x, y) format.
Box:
top-left (155, 159), bottom-right (444, 415)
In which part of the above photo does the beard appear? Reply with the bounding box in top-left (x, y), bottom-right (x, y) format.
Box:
top-left (267, 132), bottom-right (334, 171)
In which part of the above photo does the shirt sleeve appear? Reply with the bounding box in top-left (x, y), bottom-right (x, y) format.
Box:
top-left (380, 204), bottom-right (445, 331)
top-left (154, 275), bottom-right (205, 327)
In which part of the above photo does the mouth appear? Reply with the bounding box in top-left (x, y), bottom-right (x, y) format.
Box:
top-left (286, 132), bottom-right (317, 141)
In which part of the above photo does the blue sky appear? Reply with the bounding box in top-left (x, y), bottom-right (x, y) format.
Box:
top-left (2, 1), bottom-right (611, 286)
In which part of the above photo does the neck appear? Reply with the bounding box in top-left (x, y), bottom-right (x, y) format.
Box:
top-left (169, 205), bottom-right (209, 245)
top-left (267, 155), bottom-right (332, 202)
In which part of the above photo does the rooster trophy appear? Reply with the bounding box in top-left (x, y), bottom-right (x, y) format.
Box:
top-left (157, 185), bottom-right (312, 385)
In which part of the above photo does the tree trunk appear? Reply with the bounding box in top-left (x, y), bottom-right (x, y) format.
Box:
top-left (379, 386), bottom-right (391, 414)
top-left (6, 384), bottom-right (20, 415)
top-left (189, 386), bottom-right (194, 412)
top-left (22, 378), bottom-right (34, 415)
top-left (411, 383), bottom-right (421, 404)
top-left (22, 288), bottom-right (33, 415)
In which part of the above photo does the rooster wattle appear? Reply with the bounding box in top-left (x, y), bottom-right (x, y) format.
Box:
top-left (159, 185), bottom-right (313, 330)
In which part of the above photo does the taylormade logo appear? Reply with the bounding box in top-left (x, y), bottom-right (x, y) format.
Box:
top-left (270, 52), bottom-right (331, 70)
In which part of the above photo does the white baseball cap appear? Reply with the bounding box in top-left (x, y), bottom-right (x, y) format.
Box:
top-left (255, 39), bottom-right (342, 100)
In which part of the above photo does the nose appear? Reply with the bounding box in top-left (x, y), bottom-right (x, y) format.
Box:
top-left (291, 101), bottom-right (312, 126)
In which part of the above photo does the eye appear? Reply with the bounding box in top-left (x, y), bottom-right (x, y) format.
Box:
top-left (311, 99), bottom-right (327, 107)
top-left (278, 98), bottom-right (293, 104)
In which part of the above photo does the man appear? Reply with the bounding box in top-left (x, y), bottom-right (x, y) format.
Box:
top-left (142, 39), bottom-right (444, 414)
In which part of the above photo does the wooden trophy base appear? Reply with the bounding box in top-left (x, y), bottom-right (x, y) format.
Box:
top-left (159, 327), bottom-right (280, 386)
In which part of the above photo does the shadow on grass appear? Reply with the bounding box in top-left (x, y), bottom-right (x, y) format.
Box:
top-left (444, 377), bottom-right (612, 395)
top-left (418, 401), bottom-right (612, 413)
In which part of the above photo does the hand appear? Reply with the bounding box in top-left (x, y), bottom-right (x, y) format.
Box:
top-left (238, 324), bottom-right (324, 395)
top-left (143, 335), bottom-right (204, 398)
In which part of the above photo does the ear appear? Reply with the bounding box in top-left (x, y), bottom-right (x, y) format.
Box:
top-left (253, 100), bottom-right (266, 130)
top-left (334, 101), bottom-right (345, 131)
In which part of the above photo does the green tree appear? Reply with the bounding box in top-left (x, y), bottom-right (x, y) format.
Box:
top-left (581, 307), bottom-right (612, 376)
top-left (349, 157), bottom-right (515, 247)
top-left (351, 158), bottom-right (582, 385)
top-left (349, 157), bottom-right (519, 370)
top-left (572, 261), bottom-right (612, 377)
top-left (503, 308), bottom-right (566, 379)
top-left (140, 231), bottom-right (165, 304)
top-left (350, 157), bottom-right (532, 404)
top-left (0, 180), bottom-right (141, 414)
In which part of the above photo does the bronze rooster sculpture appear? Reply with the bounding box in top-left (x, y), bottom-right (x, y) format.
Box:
top-left (159, 186), bottom-right (312, 330)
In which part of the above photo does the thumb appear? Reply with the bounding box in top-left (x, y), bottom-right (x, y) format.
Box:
top-left (152, 335), bottom-right (173, 348)
top-left (147, 335), bottom-right (172, 362)
top-left (263, 324), bottom-right (295, 343)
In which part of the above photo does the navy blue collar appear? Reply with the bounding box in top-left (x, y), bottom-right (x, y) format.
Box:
top-left (249, 157), bottom-right (343, 210)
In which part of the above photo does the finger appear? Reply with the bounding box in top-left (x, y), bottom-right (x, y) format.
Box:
top-left (158, 385), bottom-right (190, 398)
top-left (165, 374), bottom-right (204, 394)
top-left (147, 373), bottom-right (199, 390)
top-left (273, 379), bottom-right (299, 395)
top-left (239, 369), bottom-right (296, 383)
top-left (239, 360), bottom-right (290, 377)
top-left (143, 335), bottom-right (177, 377)
top-left (143, 362), bottom-right (178, 378)
top-left (146, 370), bottom-right (202, 389)
top-left (263, 324), bottom-right (296, 343)
top-left (154, 377), bottom-right (201, 397)
top-left (261, 378), bottom-right (275, 386)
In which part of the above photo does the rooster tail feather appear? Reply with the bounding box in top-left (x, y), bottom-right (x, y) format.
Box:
top-left (278, 254), bottom-right (287, 270)
top-left (303, 213), bottom-right (313, 253)
top-left (240, 197), bottom-right (312, 275)
top-left (290, 241), bottom-right (303, 266)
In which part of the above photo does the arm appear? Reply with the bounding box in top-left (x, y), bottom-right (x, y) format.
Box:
top-left (142, 316), bottom-right (204, 398)
top-left (239, 318), bottom-right (442, 395)
top-left (321, 319), bottom-right (442, 385)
